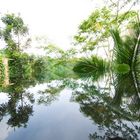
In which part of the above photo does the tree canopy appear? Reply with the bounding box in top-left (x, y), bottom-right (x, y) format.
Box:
top-left (0, 13), bottom-right (30, 55)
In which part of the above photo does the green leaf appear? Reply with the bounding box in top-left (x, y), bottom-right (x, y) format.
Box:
top-left (114, 64), bottom-right (130, 74)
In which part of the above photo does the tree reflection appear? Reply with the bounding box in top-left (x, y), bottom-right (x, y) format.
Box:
top-left (0, 93), bottom-right (33, 128)
top-left (0, 56), bottom-right (72, 129)
top-left (0, 53), bottom-right (140, 138)
top-left (37, 83), bottom-right (65, 105)
top-left (0, 59), bottom-right (35, 128)
top-left (72, 70), bottom-right (140, 139)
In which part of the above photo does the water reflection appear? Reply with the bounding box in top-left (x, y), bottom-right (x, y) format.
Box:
top-left (0, 63), bottom-right (140, 140)
top-left (70, 71), bottom-right (140, 140)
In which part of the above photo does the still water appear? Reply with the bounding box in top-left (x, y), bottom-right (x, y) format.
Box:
top-left (0, 72), bottom-right (140, 140)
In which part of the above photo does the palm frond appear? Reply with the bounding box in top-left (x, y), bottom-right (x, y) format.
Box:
top-left (73, 56), bottom-right (109, 80)
top-left (111, 21), bottom-right (140, 71)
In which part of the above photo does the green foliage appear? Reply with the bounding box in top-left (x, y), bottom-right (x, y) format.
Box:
top-left (0, 57), bottom-right (5, 85)
top-left (73, 1), bottom-right (139, 78)
top-left (73, 56), bottom-right (109, 80)
top-left (5, 51), bottom-right (77, 88)
top-left (45, 57), bottom-right (77, 80)
top-left (9, 53), bottom-right (32, 80)
top-left (114, 64), bottom-right (130, 74)
top-left (43, 44), bottom-right (64, 55)
top-left (41, 43), bottom-right (77, 59)
top-left (32, 57), bottom-right (47, 82)
top-left (111, 21), bottom-right (140, 70)
top-left (74, 6), bottom-right (137, 52)
top-left (1, 13), bottom-right (28, 38)
top-left (111, 29), bottom-right (133, 65)
top-left (1, 13), bottom-right (29, 55)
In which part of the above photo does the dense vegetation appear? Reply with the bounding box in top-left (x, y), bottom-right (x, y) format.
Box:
top-left (0, 1), bottom-right (140, 139)
top-left (73, 0), bottom-right (140, 75)
top-left (0, 0), bottom-right (139, 82)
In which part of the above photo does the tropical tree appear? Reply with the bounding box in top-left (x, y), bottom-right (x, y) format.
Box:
top-left (74, 7), bottom-right (137, 56)
top-left (111, 20), bottom-right (140, 72)
top-left (73, 0), bottom-right (139, 75)
top-left (0, 13), bottom-right (30, 55)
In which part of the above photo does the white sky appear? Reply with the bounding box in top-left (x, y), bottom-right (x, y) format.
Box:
top-left (0, 0), bottom-right (103, 51)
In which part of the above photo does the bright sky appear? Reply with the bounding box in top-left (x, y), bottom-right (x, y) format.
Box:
top-left (0, 0), bottom-right (103, 51)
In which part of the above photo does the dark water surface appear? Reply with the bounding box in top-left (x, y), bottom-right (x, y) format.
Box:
top-left (0, 73), bottom-right (140, 140)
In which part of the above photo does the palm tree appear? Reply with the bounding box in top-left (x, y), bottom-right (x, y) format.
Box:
top-left (110, 21), bottom-right (140, 71)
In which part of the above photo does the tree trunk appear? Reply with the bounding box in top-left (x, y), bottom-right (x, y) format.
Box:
top-left (131, 34), bottom-right (140, 70)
